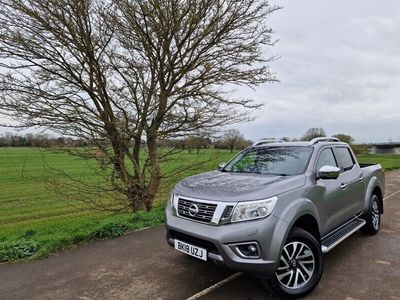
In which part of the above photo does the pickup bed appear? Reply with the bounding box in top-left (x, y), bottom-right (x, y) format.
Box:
top-left (165, 137), bottom-right (385, 298)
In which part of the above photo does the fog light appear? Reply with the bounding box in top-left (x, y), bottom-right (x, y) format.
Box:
top-left (230, 242), bottom-right (260, 259)
top-left (248, 245), bottom-right (257, 253)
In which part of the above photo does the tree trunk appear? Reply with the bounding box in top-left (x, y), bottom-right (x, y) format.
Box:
top-left (145, 132), bottom-right (162, 211)
top-left (127, 186), bottom-right (145, 211)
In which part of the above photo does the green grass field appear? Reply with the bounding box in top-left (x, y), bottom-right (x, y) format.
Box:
top-left (0, 147), bottom-right (235, 262)
top-left (0, 147), bottom-right (399, 262)
top-left (357, 153), bottom-right (400, 171)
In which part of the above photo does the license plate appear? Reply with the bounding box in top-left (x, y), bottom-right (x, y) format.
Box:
top-left (174, 239), bottom-right (207, 261)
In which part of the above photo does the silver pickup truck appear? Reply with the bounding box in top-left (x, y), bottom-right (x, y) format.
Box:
top-left (165, 137), bottom-right (384, 298)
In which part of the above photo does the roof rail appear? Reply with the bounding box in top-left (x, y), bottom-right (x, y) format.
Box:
top-left (308, 137), bottom-right (340, 145)
top-left (252, 139), bottom-right (285, 147)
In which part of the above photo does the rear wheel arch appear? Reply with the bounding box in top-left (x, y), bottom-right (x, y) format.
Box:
top-left (372, 186), bottom-right (383, 214)
top-left (362, 193), bottom-right (382, 235)
top-left (364, 177), bottom-right (384, 213)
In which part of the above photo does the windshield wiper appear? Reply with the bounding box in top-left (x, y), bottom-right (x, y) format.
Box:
top-left (223, 170), bottom-right (289, 176)
top-left (264, 173), bottom-right (289, 176)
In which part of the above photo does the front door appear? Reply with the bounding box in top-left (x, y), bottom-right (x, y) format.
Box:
top-left (314, 147), bottom-right (351, 234)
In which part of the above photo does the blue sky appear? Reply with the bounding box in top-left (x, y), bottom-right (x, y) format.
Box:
top-left (237, 0), bottom-right (400, 142)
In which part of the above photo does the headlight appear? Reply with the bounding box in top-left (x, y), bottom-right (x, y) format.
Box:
top-left (169, 193), bottom-right (177, 214)
top-left (231, 196), bottom-right (278, 223)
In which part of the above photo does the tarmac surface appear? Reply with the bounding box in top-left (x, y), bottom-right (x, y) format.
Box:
top-left (1, 170), bottom-right (400, 299)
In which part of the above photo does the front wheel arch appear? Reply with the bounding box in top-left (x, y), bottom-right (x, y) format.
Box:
top-left (291, 214), bottom-right (321, 243)
top-left (263, 227), bottom-right (324, 298)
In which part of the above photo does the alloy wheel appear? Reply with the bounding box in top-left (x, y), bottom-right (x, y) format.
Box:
top-left (275, 241), bottom-right (315, 290)
top-left (372, 199), bottom-right (380, 230)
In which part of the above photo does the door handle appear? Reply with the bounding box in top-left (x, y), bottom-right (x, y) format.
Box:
top-left (340, 183), bottom-right (348, 189)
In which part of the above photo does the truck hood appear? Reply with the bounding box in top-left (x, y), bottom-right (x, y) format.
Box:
top-left (174, 171), bottom-right (306, 202)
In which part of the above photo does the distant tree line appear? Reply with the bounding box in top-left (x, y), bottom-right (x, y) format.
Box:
top-left (0, 133), bottom-right (89, 147)
top-left (0, 129), bottom-right (252, 152)
top-left (299, 128), bottom-right (354, 144)
top-left (161, 129), bottom-right (252, 152)
top-left (1, 128), bottom-right (370, 156)
top-left (297, 128), bottom-right (369, 155)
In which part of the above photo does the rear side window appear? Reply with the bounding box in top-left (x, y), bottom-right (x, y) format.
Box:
top-left (336, 147), bottom-right (354, 171)
top-left (316, 148), bottom-right (337, 170)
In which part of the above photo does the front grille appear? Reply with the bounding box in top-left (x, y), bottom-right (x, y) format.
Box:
top-left (177, 198), bottom-right (217, 223)
top-left (222, 205), bottom-right (234, 219)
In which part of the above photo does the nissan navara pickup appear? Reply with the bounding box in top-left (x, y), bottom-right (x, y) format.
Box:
top-left (165, 137), bottom-right (384, 298)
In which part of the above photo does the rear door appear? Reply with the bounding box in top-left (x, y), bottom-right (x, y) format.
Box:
top-left (333, 146), bottom-right (365, 219)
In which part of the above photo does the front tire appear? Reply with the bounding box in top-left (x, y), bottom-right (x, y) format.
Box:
top-left (264, 227), bottom-right (323, 298)
top-left (361, 194), bottom-right (381, 235)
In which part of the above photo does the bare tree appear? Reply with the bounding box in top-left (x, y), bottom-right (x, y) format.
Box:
top-left (0, 0), bottom-right (279, 212)
top-left (301, 128), bottom-right (326, 141)
top-left (332, 133), bottom-right (354, 144)
top-left (185, 136), bottom-right (210, 154)
top-left (222, 129), bottom-right (246, 152)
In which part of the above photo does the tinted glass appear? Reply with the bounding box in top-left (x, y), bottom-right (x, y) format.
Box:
top-left (224, 147), bottom-right (313, 176)
top-left (316, 148), bottom-right (337, 170)
top-left (336, 147), bottom-right (354, 171)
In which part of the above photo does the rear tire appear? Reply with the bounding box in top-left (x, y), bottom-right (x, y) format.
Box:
top-left (263, 227), bottom-right (323, 298)
top-left (361, 194), bottom-right (381, 235)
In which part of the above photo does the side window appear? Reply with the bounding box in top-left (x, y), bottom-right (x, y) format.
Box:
top-left (317, 148), bottom-right (337, 170)
top-left (336, 147), bottom-right (355, 171)
top-left (316, 148), bottom-right (337, 170)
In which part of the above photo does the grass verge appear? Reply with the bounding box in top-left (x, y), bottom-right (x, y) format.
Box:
top-left (0, 206), bottom-right (165, 263)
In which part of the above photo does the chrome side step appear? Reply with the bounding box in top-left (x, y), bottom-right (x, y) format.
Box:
top-left (321, 218), bottom-right (366, 253)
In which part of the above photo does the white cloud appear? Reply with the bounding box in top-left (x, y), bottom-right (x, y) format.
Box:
top-left (236, 0), bottom-right (400, 142)
top-left (1, 1), bottom-right (400, 143)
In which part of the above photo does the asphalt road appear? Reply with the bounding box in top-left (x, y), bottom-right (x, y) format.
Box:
top-left (1, 171), bottom-right (400, 300)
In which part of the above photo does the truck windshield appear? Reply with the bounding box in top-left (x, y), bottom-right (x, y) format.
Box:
top-left (223, 146), bottom-right (313, 176)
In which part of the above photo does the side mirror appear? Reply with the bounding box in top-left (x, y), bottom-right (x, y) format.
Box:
top-left (318, 165), bottom-right (340, 180)
top-left (218, 162), bottom-right (226, 171)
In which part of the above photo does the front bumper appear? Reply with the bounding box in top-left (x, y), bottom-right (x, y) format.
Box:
top-left (165, 203), bottom-right (289, 276)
